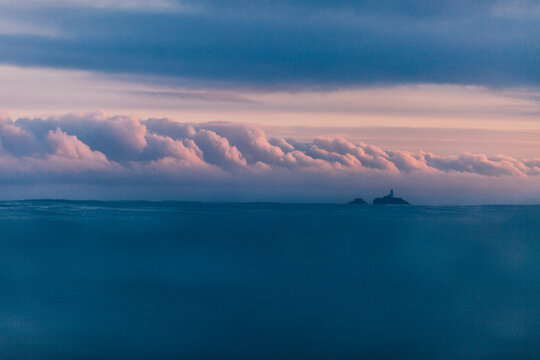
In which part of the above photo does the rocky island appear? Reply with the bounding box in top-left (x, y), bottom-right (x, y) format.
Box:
top-left (348, 198), bottom-right (367, 205)
top-left (373, 190), bottom-right (410, 205)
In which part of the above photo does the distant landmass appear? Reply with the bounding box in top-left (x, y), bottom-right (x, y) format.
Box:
top-left (373, 190), bottom-right (410, 205)
top-left (348, 190), bottom-right (410, 205)
top-left (348, 198), bottom-right (367, 205)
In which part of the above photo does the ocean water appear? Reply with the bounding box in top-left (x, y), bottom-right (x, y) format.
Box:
top-left (1, 201), bottom-right (540, 359)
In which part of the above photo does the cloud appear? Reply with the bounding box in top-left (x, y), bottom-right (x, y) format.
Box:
top-left (0, 0), bottom-right (184, 12)
top-left (47, 128), bottom-right (107, 163)
top-left (0, 1), bottom-right (538, 88)
top-left (193, 129), bottom-right (247, 168)
top-left (1, 112), bottom-right (540, 203)
top-left (424, 153), bottom-right (529, 177)
top-left (16, 112), bottom-right (148, 161)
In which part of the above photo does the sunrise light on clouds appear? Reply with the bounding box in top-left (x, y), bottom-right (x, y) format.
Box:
top-left (4, 2), bottom-right (540, 360)
top-left (0, 0), bottom-right (539, 202)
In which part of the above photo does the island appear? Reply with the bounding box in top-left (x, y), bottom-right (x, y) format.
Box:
top-left (348, 198), bottom-right (367, 205)
top-left (373, 190), bottom-right (410, 205)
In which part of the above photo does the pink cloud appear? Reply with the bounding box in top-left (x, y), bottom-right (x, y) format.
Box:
top-left (1, 113), bottom-right (540, 203)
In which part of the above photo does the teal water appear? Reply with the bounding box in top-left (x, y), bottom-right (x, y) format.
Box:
top-left (1, 201), bottom-right (540, 359)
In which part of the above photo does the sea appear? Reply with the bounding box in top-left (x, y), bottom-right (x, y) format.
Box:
top-left (1, 201), bottom-right (539, 359)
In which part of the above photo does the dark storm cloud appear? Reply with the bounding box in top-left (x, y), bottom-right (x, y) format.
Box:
top-left (0, 0), bottom-right (538, 88)
top-left (194, 0), bottom-right (498, 19)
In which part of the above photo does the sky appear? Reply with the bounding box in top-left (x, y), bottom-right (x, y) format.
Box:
top-left (0, 0), bottom-right (539, 203)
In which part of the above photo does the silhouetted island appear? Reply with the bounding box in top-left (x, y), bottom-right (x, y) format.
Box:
top-left (373, 190), bottom-right (410, 205)
top-left (348, 198), bottom-right (367, 205)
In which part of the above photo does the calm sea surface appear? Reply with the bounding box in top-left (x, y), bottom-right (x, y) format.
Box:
top-left (1, 201), bottom-right (539, 359)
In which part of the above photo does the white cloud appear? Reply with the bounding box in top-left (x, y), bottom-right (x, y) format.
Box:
top-left (47, 128), bottom-right (108, 162)
top-left (0, 112), bottom-right (540, 203)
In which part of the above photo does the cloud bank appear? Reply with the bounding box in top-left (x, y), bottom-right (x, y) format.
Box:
top-left (0, 112), bottom-right (540, 203)
top-left (0, 0), bottom-right (538, 88)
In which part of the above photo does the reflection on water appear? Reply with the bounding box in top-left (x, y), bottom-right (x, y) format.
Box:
top-left (1, 201), bottom-right (540, 359)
